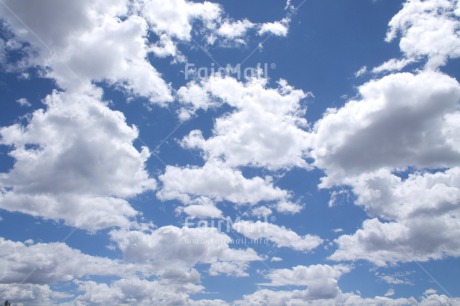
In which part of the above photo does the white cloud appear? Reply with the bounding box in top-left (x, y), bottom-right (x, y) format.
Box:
top-left (0, 88), bottom-right (155, 231)
top-left (182, 203), bottom-right (224, 219)
top-left (260, 264), bottom-right (350, 288)
top-left (157, 161), bottom-right (290, 206)
top-left (258, 20), bottom-right (289, 37)
top-left (250, 206), bottom-right (273, 217)
top-left (50, 15), bottom-right (173, 104)
top-left (310, 71), bottom-right (460, 187)
top-left (135, 0), bottom-right (222, 41)
top-left (179, 76), bottom-right (310, 170)
top-left (217, 19), bottom-right (254, 39)
top-left (0, 237), bottom-right (143, 284)
top-left (236, 289), bottom-right (422, 306)
top-left (0, 283), bottom-right (69, 306)
top-left (310, 69), bottom-right (460, 267)
top-left (275, 201), bottom-right (303, 214)
top-left (72, 278), bottom-right (219, 306)
top-left (385, 289), bottom-right (395, 297)
top-left (0, 0), bottom-right (173, 104)
top-left (234, 265), bottom-right (425, 305)
top-left (233, 221), bottom-right (323, 252)
top-left (376, 272), bottom-right (413, 285)
top-left (328, 166), bottom-right (460, 266)
top-left (354, 66), bottom-right (367, 77)
top-left (110, 225), bottom-right (261, 277)
top-left (15, 98), bottom-right (31, 107)
top-left (419, 292), bottom-right (460, 306)
top-left (385, 0), bottom-right (460, 69)
top-left (330, 213), bottom-right (460, 266)
top-left (372, 58), bottom-right (414, 74)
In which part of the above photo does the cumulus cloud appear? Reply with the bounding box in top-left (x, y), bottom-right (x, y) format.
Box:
top-left (135, 0), bottom-right (221, 42)
top-left (309, 69), bottom-right (460, 266)
top-left (233, 221), bottom-right (323, 251)
top-left (258, 20), bottom-right (289, 37)
top-left (110, 225), bottom-right (262, 277)
top-left (157, 161), bottom-right (290, 206)
top-left (235, 264), bottom-right (374, 305)
top-left (250, 206), bottom-right (273, 217)
top-left (71, 278), bottom-right (225, 306)
top-left (384, 0), bottom-right (460, 69)
top-left (179, 76), bottom-right (310, 170)
top-left (182, 203), bottom-right (224, 219)
top-left (0, 0), bottom-right (173, 104)
top-left (310, 70), bottom-right (460, 187)
top-left (0, 88), bottom-right (155, 231)
top-left (0, 237), bottom-right (143, 284)
top-left (0, 283), bottom-right (69, 306)
top-left (236, 289), bottom-right (425, 306)
top-left (217, 19), bottom-right (255, 39)
top-left (260, 264), bottom-right (350, 288)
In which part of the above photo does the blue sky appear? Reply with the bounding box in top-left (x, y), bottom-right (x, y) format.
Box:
top-left (0, 0), bottom-right (460, 305)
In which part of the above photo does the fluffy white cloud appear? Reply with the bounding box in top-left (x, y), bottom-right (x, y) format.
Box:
top-left (275, 201), bottom-right (303, 214)
top-left (310, 68), bottom-right (460, 266)
top-left (182, 203), bottom-right (224, 219)
top-left (261, 264), bottom-right (350, 288)
top-left (110, 225), bottom-right (262, 277)
top-left (0, 88), bottom-right (155, 231)
top-left (233, 221), bottom-right (322, 252)
top-left (134, 0), bottom-right (222, 41)
top-left (385, 0), bottom-right (460, 69)
top-left (0, 237), bottom-right (142, 284)
top-left (372, 58), bottom-right (415, 74)
top-left (235, 265), bottom-right (406, 305)
top-left (310, 71), bottom-right (460, 187)
top-left (330, 211), bottom-right (460, 266)
top-left (15, 98), bottom-right (31, 107)
top-left (50, 15), bottom-right (173, 104)
top-left (327, 169), bottom-right (460, 267)
top-left (258, 20), bottom-right (289, 37)
top-left (157, 161), bottom-right (290, 206)
top-left (236, 289), bottom-right (423, 306)
top-left (250, 206), bottom-right (273, 217)
top-left (133, 0), bottom-right (292, 50)
top-left (0, 283), bottom-right (70, 306)
top-left (217, 19), bottom-right (254, 39)
top-left (419, 291), bottom-right (460, 306)
top-left (179, 76), bottom-right (310, 170)
top-left (71, 278), bottom-right (220, 306)
top-left (0, 0), bottom-right (173, 104)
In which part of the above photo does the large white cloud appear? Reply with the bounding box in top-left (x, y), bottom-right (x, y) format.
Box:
top-left (233, 221), bottom-right (323, 252)
top-left (0, 0), bottom-right (173, 104)
top-left (179, 76), bottom-right (310, 170)
top-left (158, 161), bottom-right (290, 207)
top-left (310, 70), bottom-right (460, 266)
top-left (310, 70), bottom-right (460, 187)
top-left (0, 283), bottom-right (69, 306)
top-left (235, 264), bottom-right (379, 305)
top-left (329, 168), bottom-right (460, 266)
top-left (110, 225), bottom-right (262, 277)
top-left (71, 278), bottom-right (224, 306)
top-left (237, 289), bottom-right (458, 306)
top-left (384, 0), bottom-right (460, 69)
top-left (0, 88), bottom-right (155, 231)
top-left (0, 237), bottom-right (145, 285)
top-left (163, 76), bottom-right (310, 214)
top-left (0, 236), bottom-right (233, 305)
